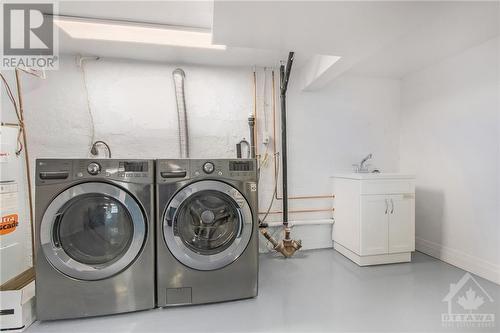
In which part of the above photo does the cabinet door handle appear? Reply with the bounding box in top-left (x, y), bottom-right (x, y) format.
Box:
top-left (385, 199), bottom-right (388, 214)
top-left (390, 199), bottom-right (394, 214)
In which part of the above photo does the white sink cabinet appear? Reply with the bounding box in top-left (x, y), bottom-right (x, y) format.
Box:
top-left (331, 173), bottom-right (415, 265)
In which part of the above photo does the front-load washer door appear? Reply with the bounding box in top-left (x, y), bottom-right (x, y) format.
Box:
top-left (163, 180), bottom-right (253, 271)
top-left (40, 182), bottom-right (146, 281)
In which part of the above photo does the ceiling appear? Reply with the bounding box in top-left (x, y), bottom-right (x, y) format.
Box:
top-left (55, 0), bottom-right (309, 67)
top-left (58, 33), bottom-right (301, 67)
top-left (213, 1), bottom-right (441, 57)
top-left (53, 1), bottom-right (499, 85)
top-left (347, 1), bottom-right (500, 78)
top-left (213, 1), bottom-right (499, 85)
top-left (59, 1), bottom-right (214, 29)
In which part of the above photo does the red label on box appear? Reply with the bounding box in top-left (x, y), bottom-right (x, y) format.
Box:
top-left (0, 214), bottom-right (19, 235)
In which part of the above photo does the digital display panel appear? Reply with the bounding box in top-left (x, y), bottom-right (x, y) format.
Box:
top-left (229, 161), bottom-right (253, 172)
top-left (119, 162), bottom-right (148, 172)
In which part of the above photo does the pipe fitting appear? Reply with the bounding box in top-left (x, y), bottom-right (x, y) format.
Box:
top-left (260, 227), bottom-right (302, 258)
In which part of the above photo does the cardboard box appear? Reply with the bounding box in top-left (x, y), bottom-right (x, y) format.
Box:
top-left (0, 281), bottom-right (36, 332)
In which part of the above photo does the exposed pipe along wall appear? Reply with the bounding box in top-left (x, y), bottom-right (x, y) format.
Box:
top-left (258, 52), bottom-right (303, 258)
top-left (247, 60), bottom-right (335, 254)
top-left (280, 53), bottom-right (293, 227)
top-left (3, 57), bottom-right (338, 262)
top-left (173, 68), bottom-right (190, 158)
top-left (260, 69), bottom-right (334, 214)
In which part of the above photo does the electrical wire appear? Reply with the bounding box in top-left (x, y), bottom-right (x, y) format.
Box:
top-left (1, 73), bottom-right (19, 117)
top-left (260, 152), bottom-right (280, 224)
top-left (16, 67), bottom-right (45, 79)
top-left (1, 73), bottom-right (24, 155)
top-left (80, 60), bottom-right (96, 154)
top-left (90, 140), bottom-right (112, 158)
top-left (262, 68), bottom-right (269, 134)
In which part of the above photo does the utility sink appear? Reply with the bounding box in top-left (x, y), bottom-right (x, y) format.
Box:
top-left (331, 173), bottom-right (415, 180)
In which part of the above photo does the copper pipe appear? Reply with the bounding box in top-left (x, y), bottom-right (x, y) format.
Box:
top-left (252, 70), bottom-right (257, 157)
top-left (15, 68), bottom-right (35, 263)
top-left (288, 194), bottom-right (334, 200)
top-left (258, 208), bottom-right (334, 215)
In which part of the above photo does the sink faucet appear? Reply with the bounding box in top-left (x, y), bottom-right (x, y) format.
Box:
top-left (358, 153), bottom-right (373, 173)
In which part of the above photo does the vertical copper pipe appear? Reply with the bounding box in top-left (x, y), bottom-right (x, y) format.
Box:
top-left (272, 70), bottom-right (278, 175)
top-left (252, 70), bottom-right (257, 158)
top-left (15, 69), bottom-right (35, 263)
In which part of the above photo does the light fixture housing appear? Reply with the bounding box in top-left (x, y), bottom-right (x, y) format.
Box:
top-left (53, 16), bottom-right (226, 50)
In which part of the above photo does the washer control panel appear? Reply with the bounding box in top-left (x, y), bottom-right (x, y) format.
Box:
top-left (36, 159), bottom-right (153, 185)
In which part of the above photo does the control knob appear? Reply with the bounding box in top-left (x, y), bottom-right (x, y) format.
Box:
top-left (203, 162), bottom-right (215, 174)
top-left (87, 162), bottom-right (101, 175)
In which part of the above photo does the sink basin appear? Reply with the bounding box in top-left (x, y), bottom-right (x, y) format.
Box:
top-left (331, 173), bottom-right (415, 180)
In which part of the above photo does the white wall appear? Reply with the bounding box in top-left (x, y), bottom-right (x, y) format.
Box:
top-left (400, 37), bottom-right (500, 283)
top-left (2, 55), bottom-right (402, 252)
top-left (258, 70), bottom-right (401, 250)
top-left (258, 72), bottom-right (401, 222)
top-left (1, 72), bottom-right (34, 282)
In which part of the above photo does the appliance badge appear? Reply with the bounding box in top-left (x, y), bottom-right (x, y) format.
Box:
top-left (231, 189), bottom-right (246, 207)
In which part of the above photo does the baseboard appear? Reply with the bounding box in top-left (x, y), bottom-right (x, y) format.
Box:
top-left (416, 237), bottom-right (500, 285)
top-left (334, 242), bottom-right (411, 266)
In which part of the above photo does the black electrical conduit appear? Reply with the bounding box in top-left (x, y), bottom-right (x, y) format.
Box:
top-left (280, 51), bottom-right (294, 228)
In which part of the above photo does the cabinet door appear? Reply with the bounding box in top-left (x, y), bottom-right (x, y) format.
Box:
top-left (360, 196), bottom-right (389, 255)
top-left (388, 194), bottom-right (415, 253)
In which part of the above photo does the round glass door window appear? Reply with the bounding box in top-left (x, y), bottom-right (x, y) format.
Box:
top-left (163, 180), bottom-right (253, 271)
top-left (40, 182), bottom-right (146, 281)
top-left (176, 190), bottom-right (240, 255)
top-left (55, 194), bottom-right (133, 266)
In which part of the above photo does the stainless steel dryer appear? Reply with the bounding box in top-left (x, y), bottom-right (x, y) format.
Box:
top-left (35, 159), bottom-right (155, 320)
top-left (156, 159), bottom-right (258, 306)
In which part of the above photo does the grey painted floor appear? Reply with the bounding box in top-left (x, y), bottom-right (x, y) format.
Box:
top-left (28, 250), bottom-right (499, 332)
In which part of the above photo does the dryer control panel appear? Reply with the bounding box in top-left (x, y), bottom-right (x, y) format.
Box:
top-left (156, 159), bottom-right (257, 183)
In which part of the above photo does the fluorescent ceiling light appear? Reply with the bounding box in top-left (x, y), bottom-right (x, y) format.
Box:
top-left (53, 16), bottom-right (226, 50)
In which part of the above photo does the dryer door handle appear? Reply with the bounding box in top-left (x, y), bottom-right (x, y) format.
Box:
top-left (40, 171), bottom-right (69, 180)
top-left (161, 170), bottom-right (187, 178)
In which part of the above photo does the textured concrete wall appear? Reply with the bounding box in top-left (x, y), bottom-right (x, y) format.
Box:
top-left (2, 55), bottom-right (401, 251)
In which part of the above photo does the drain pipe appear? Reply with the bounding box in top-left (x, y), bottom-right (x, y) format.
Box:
top-left (260, 52), bottom-right (302, 258)
top-left (280, 53), bottom-right (293, 228)
top-left (248, 114), bottom-right (256, 158)
top-left (173, 68), bottom-right (189, 158)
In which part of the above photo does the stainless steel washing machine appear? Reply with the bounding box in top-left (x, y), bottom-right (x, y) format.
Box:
top-left (156, 159), bottom-right (258, 306)
top-left (35, 159), bottom-right (155, 320)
